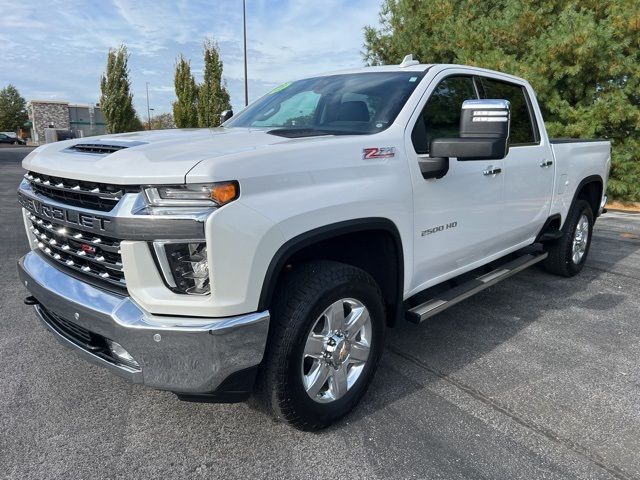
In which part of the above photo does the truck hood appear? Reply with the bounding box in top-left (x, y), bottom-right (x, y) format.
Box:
top-left (22, 128), bottom-right (300, 184)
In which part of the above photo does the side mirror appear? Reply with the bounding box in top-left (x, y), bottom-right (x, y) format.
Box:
top-left (220, 109), bottom-right (234, 123)
top-left (430, 99), bottom-right (511, 161)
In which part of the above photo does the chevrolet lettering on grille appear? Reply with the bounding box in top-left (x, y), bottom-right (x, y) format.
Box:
top-left (18, 192), bottom-right (111, 232)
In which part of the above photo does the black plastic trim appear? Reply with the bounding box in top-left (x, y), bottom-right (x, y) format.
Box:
top-left (535, 213), bottom-right (562, 242)
top-left (174, 366), bottom-right (259, 403)
top-left (570, 175), bottom-right (604, 220)
top-left (257, 218), bottom-right (404, 323)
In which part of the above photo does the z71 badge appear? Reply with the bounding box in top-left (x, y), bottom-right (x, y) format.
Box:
top-left (363, 147), bottom-right (395, 160)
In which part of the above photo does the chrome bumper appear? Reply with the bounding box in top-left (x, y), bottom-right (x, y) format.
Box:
top-left (17, 251), bottom-right (269, 394)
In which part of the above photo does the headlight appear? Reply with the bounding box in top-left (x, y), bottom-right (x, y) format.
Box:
top-left (153, 241), bottom-right (210, 295)
top-left (143, 181), bottom-right (239, 208)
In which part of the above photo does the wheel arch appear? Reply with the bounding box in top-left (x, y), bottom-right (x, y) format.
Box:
top-left (258, 218), bottom-right (404, 327)
top-left (568, 175), bottom-right (604, 226)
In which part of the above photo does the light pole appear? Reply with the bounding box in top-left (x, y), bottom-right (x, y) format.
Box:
top-left (146, 82), bottom-right (151, 129)
top-left (243, 0), bottom-right (248, 107)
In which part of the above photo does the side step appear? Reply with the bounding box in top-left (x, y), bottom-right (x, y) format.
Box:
top-left (406, 251), bottom-right (548, 324)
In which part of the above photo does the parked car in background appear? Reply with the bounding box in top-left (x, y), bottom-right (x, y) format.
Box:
top-left (0, 133), bottom-right (26, 145)
top-left (16, 59), bottom-right (610, 430)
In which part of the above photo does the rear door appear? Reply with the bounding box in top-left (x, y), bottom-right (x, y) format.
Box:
top-left (476, 76), bottom-right (554, 245)
top-left (406, 71), bottom-right (506, 293)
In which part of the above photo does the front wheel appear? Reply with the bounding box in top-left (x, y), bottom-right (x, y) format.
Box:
top-left (543, 199), bottom-right (594, 277)
top-left (257, 261), bottom-right (385, 430)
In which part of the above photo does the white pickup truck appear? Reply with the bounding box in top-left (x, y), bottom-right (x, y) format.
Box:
top-left (17, 59), bottom-right (610, 430)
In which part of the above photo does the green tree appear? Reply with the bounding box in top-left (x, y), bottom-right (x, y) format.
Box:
top-left (0, 84), bottom-right (28, 132)
top-left (100, 45), bottom-right (139, 133)
top-left (197, 38), bottom-right (231, 128)
top-left (364, 0), bottom-right (640, 201)
top-left (173, 55), bottom-right (199, 128)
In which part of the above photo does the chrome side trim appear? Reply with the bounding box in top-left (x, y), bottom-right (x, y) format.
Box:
top-left (462, 99), bottom-right (511, 110)
top-left (599, 194), bottom-right (608, 216)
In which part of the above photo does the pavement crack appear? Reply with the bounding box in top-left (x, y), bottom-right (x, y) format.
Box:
top-left (388, 345), bottom-right (637, 480)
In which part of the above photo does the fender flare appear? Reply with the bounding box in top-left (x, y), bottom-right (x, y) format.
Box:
top-left (257, 217), bottom-right (404, 323)
top-left (567, 174), bottom-right (604, 225)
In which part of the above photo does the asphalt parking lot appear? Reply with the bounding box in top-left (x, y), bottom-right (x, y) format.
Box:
top-left (1, 146), bottom-right (639, 479)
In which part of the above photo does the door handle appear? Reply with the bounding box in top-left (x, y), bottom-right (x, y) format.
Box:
top-left (483, 166), bottom-right (502, 176)
top-left (539, 160), bottom-right (553, 167)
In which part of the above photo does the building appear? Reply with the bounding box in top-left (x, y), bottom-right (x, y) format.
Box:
top-left (27, 100), bottom-right (107, 144)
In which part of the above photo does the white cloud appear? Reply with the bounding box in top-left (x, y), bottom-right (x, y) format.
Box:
top-left (0, 0), bottom-right (382, 114)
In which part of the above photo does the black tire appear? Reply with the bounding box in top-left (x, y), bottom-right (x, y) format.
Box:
top-left (256, 260), bottom-right (386, 430)
top-left (543, 199), bottom-right (594, 277)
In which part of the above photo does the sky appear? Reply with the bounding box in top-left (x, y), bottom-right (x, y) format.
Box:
top-left (0, 0), bottom-right (382, 118)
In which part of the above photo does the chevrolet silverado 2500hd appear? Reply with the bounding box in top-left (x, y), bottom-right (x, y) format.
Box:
top-left (17, 59), bottom-right (611, 430)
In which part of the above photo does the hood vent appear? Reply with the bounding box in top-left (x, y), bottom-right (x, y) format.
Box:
top-left (65, 140), bottom-right (147, 155)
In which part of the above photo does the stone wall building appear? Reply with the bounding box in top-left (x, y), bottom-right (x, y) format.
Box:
top-left (27, 100), bottom-right (70, 144)
top-left (27, 100), bottom-right (107, 144)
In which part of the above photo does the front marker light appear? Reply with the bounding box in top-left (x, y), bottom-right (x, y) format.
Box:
top-left (154, 242), bottom-right (210, 295)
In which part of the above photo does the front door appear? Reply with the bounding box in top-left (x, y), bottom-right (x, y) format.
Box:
top-left (406, 73), bottom-right (505, 294)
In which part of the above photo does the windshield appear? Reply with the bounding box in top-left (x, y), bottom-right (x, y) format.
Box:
top-left (225, 72), bottom-right (425, 135)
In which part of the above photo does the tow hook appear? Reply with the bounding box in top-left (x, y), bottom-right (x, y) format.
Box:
top-left (24, 296), bottom-right (39, 306)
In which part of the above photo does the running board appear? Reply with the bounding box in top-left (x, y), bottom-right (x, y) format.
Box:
top-left (406, 251), bottom-right (548, 324)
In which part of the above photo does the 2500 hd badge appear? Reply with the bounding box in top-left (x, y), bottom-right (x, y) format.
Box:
top-left (421, 221), bottom-right (458, 236)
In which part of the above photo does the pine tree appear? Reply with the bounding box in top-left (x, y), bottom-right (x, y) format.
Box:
top-left (364, 0), bottom-right (640, 201)
top-left (0, 84), bottom-right (28, 132)
top-left (100, 45), bottom-right (139, 133)
top-left (172, 55), bottom-right (199, 128)
top-left (197, 39), bottom-right (231, 128)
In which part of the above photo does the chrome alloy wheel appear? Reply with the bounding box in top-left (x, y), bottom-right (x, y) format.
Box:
top-left (572, 214), bottom-right (590, 264)
top-left (301, 298), bottom-right (372, 403)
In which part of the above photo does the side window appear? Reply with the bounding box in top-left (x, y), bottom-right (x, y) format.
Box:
top-left (411, 76), bottom-right (477, 154)
top-left (478, 78), bottom-right (538, 145)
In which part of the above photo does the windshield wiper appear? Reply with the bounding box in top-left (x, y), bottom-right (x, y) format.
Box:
top-left (266, 128), bottom-right (362, 138)
top-left (266, 128), bottom-right (332, 138)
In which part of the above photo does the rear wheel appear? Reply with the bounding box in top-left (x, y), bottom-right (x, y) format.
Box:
top-left (543, 199), bottom-right (594, 277)
top-left (257, 260), bottom-right (385, 430)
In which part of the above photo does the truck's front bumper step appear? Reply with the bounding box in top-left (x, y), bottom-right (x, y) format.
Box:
top-left (17, 251), bottom-right (270, 396)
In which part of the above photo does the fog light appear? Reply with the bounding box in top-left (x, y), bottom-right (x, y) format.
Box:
top-left (153, 241), bottom-right (210, 295)
top-left (106, 340), bottom-right (139, 369)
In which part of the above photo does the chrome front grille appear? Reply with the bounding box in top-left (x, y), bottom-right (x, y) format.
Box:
top-left (26, 211), bottom-right (126, 288)
top-left (25, 172), bottom-right (139, 212)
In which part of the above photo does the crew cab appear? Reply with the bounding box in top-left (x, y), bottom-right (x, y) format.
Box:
top-left (17, 58), bottom-right (611, 430)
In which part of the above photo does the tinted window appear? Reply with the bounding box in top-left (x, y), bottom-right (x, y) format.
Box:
top-left (479, 78), bottom-right (537, 145)
top-left (227, 72), bottom-right (425, 135)
top-left (412, 76), bottom-right (477, 154)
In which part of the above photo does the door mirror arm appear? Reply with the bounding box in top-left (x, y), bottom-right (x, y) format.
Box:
top-left (418, 156), bottom-right (449, 179)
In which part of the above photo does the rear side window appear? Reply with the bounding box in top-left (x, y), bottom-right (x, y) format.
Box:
top-left (412, 76), bottom-right (477, 154)
top-left (478, 78), bottom-right (538, 145)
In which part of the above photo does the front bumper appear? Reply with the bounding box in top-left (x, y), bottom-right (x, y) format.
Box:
top-left (18, 251), bottom-right (269, 396)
